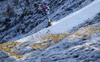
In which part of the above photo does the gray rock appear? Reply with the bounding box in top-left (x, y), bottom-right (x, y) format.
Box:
top-left (5, 57), bottom-right (17, 62)
top-left (0, 58), bottom-right (5, 62)
top-left (18, 46), bottom-right (35, 55)
top-left (0, 51), bottom-right (10, 59)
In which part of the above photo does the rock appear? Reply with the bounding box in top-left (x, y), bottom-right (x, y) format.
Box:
top-left (5, 57), bottom-right (17, 62)
top-left (18, 46), bottom-right (35, 55)
top-left (0, 58), bottom-right (5, 62)
top-left (0, 51), bottom-right (10, 59)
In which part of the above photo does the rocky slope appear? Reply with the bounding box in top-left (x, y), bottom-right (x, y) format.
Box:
top-left (0, 0), bottom-right (94, 43)
top-left (0, 16), bottom-right (100, 62)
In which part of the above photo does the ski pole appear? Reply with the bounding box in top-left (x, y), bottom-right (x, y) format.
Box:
top-left (69, 0), bottom-right (73, 13)
top-left (12, 21), bottom-right (20, 39)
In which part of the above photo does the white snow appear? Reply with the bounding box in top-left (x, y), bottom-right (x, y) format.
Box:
top-left (16, 0), bottom-right (100, 42)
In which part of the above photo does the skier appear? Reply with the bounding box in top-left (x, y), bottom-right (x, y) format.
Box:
top-left (34, 3), bottom-right (51, 27)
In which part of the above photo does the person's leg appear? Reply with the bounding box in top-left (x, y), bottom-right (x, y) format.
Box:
top-left (48, 21), bottom-right (51, 26)
top-left (42, 10), bottom-right (46, 15)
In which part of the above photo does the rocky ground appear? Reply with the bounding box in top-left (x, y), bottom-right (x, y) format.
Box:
top-left (0, 19), bottom-right (100, 62)
top-left (0, 0), bottom-right (100, 62)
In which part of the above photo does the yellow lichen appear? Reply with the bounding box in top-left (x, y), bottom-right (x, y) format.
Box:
top-left (74, 33), bottom-right (89, 37)
top-left (30, 34), bottom-right (71, 51)
top-left (0, 41), bottom-right (24, 58)
top-left (40, 34), bottom-right (71, 43)
top-left (73, 28), bottom-right (100, 38)
top-left (84, 28), bottom-right (100, 34)
top-left (25, 41), bottom-right (29, 43)
top-left (30, 43), bottom-right (50, 49)
top-left (77, 22), bottom-right (100, 30)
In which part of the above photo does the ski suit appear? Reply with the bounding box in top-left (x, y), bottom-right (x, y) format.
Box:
top-left (36, 3), bottom-right (50, 15)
